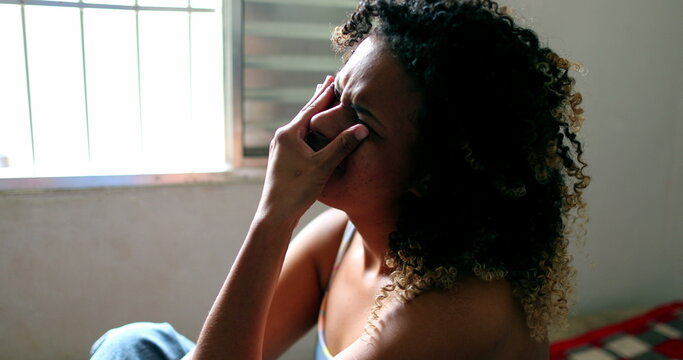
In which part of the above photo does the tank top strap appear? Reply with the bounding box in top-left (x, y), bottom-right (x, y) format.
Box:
top-left (315, 221), bottom-right (355, 360)
top-left (329, 221), bottom-right (355, 280)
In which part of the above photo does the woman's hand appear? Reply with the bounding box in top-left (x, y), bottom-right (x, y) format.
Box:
top-left (192, 78), bottom-right (368, 360)
top-left (256, 76), bottom-right (369, 225)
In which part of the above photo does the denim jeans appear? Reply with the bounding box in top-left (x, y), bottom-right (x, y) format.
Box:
top-left (90, 322), bottom-right (196, 360)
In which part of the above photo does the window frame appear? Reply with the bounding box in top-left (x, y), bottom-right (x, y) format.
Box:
top-left (0, 0), bottom-right (261, 191)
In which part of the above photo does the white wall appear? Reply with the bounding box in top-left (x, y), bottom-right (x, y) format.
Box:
top-left (1, 0), bottom-right (682, 359)
top-left (503, 0), bottom-right (683, 314)
top-left (669, 37), bottom-right (683, 298)
top-left (0, 183), bottom-right (324, 359)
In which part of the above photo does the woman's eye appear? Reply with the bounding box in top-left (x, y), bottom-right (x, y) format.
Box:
top-left (354, 116), bottom-right (374, 134)
top-left (333, 87), bottom-right (375, 136)
top-left (333, 88), bottom-right (342, 103)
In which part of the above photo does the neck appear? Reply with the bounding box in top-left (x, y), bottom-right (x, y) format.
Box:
top-left (345, 208), bottom-right (397, 276)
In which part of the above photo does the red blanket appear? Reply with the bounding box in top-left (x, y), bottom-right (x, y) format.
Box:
top-left (551, 301), bottom-right (683, 359)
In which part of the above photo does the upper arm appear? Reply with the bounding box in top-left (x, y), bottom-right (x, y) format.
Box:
top-left (334, 283), bottom-right (513, 360)
top-left (262, 208), bottom-right (349, 360)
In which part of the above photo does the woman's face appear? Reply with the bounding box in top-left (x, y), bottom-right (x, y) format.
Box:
top-left (312, 36), bottom-right (424, 217)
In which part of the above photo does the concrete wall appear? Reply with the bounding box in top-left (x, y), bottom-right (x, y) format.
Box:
top-left (1, 0), bottom-right (682, 358)
top-left (503, 0), bottom-right (683, 314)
top-left (670, 18), bottom-right (683, 297)
top-left (0, 183), bottom-right (324, 359)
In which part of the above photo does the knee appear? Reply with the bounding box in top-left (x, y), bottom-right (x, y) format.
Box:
top-left (90, 322), bottom-right (183, 359)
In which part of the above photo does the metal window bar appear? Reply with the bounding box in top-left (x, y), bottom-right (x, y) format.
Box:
top-left (0, 0), bottom-right (216, 12)
top-left (135, 0), bottom-right (144, 155)
top-left (19, 3), bottom-right (36, 165)
top-left (226, 0), bottom-right (244, 168)
top-left (79, 0), bottom-right (92, 161)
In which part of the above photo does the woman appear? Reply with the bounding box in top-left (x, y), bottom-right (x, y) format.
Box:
top-left (91, 0), bottom-right (589, 359)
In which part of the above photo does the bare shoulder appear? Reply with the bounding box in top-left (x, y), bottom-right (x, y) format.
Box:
top-left (336, 276), bottom-right (547, 359)
top-left (293, 207), bottom-right (348, 246)
top-left (290, 208), bottom-right (349, 289)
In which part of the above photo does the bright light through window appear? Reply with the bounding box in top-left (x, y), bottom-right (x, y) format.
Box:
top-left (0, 1), bottom-right (225, 180)
top-left (83, 8), bottom-right (142, 168)
top-left (26, 5), bottom-right (90, 171)
top-left (0, 5), bottom-right (33, 170)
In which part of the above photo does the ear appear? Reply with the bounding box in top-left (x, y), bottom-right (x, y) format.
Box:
top-left (409, 174), bottom-right (431, 198)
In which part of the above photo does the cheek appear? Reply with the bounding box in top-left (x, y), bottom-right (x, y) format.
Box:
top-left (325, 146), bottom-right (379, 192)
top-left (319, 142), bottom-right (416, 209)
top-left (339, 149), bottom-right (373, 183)
top-left (345, 145), bottom-right (411, 189)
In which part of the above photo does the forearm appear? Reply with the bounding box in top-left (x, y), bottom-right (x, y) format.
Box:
top-left (193, 212), bottom-right (298, 360)
top-left (191, 76), bottom-right (365, 359)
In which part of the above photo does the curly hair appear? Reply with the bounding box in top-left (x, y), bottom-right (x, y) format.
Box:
top-left (332, 0), bottom-right (590, 342)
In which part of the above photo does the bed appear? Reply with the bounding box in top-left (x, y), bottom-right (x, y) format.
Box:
top-left (549, 301), bottom-right (683, 359)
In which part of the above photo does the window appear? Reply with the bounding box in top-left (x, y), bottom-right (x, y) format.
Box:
top-left (241, 0), bottom-right (357, 159)
top-left (0, 0), bottom-right (357, 189)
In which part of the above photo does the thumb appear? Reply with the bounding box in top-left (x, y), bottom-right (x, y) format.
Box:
top-left (319, 124), bottom-right (369, 170)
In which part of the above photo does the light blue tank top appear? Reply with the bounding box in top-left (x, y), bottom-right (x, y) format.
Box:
top-left (314, 222), bottom-right (355, 360)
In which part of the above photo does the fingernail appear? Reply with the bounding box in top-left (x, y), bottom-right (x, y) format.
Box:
top-left (354, 125), bottom-right (369, 141)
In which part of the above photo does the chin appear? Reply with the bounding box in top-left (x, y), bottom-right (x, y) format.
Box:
top-left (317, 172), bottom-right (358, 212)
top-left (317, 184), bottom-right (348, 211)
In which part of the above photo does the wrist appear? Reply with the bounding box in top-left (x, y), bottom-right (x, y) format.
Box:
top-left (251, 203), bottom-right (301, 236)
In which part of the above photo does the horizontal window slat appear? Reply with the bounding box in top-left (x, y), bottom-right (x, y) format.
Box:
top-left (245, 118), bottom-right (289, 129)
top-left (245, 21), bottom-right (334, 40)
top-left (245, 87), bottom-right (315, 104)
top-left (245, 55), bottom-right (340, 72)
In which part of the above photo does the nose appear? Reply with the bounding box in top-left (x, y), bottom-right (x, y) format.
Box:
top-left (307, 104), bottom-right (356, 151)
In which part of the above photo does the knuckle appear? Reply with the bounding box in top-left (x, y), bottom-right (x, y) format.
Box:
top-left (273, 126), bottom-right (290, 140)
top-left (273, 127), bottom-right (285, 138)
top-left (269, 135), bottom-right (278, 151)
top-left (270, 127), bottom-right (287, 147)
top-left (300, 103), bottom-right (316, 114)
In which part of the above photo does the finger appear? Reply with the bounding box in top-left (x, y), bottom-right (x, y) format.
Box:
top-left (303, 76), bottom-right (334, 109)
top-left (317, 124), bottom-right (369, 172)
top-left (279, 81), bottom-right (336, 142)
top-left (294, 83), bottom-right (336, 130)
top-left (303, 84), bottom-right (321, 108)
top-left (305, 77), bottom-right (333, 108)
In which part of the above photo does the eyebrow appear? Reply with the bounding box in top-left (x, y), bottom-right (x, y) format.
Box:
top-left (334, 77), bottom-right (385, 132)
